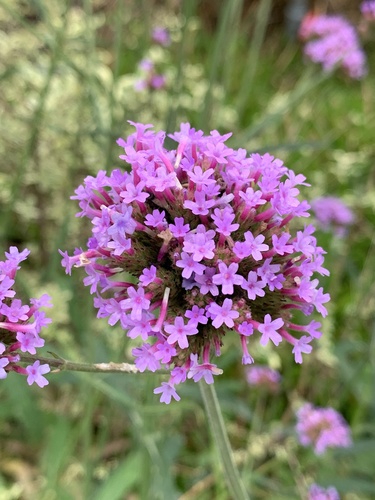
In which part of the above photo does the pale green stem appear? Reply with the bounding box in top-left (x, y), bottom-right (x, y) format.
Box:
top-left (199, 381), bottom-right (250, 500)
top-left (18, 353), bottom-right (149, 374)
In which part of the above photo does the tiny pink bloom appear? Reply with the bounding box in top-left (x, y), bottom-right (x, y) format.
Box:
top-left (258, 314), bottom-right (283, 346)
top-left (153, 382), bottom-right (180, 404)
top-left (25, 361), bottom-right (50, 388)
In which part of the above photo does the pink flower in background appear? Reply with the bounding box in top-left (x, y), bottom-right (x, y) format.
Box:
top-left (62, 122), bottom-right (330, 402)
top-left (308, 483), bottom-right (340, 500)
top-left (135, 58), bottom-right (167, 92)
top-left (246, 365), bottom-right (281, 392)
top-left (0, 248), bottom-right (52, 385)
top-left (150, 74), bottom-right (167, 89)
top-left (296, 403), bottom-right (352, 455)
top-left (311, 196), bottom-right (354, 236)
top-left (299, 13), bottom-right (367, 79)
top-left (361, 1), bottom-right (375, 20)
top-left (152, 27), bottom-right (171, 46)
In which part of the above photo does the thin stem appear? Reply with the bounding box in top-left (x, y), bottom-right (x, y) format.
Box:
top-left (19, 353), bottom-right (141, 374)
top-left (199, 381), bottom-right (249, 500)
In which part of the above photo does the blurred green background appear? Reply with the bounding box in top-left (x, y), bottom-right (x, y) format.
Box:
top-left (0, 0), bottom-right (374, 498)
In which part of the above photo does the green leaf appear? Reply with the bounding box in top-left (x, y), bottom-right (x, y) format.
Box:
top-left (94, 451), bottom-right (143, 500)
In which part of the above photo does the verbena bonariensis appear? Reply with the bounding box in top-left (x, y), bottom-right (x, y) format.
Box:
top-left (361, 1), bottom-right (375, 21)
top-left (60, 122), bottom-right (330, 403)
top-left (151, 27), bottom-right (171, 47)
top-left (296, 403), bottom-right (352, 455)
top-left (246, 365), bottom-right (281, 392)
top-left (299, 13), bottom-right (367, 79)
top-left (311, 196), bottom-right (354, 237)
top-left (308, 483), bottom-right (340, 500)
top-left (0, 247), bottom-right (52, 386)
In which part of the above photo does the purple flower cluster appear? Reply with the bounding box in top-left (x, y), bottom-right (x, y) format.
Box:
top-left (361, 1), bottom-right (375, 20)
top-left (134, 59), bottom-right (167, 92)
top-left (152, 27), bottom-right (171, 47)
top-left (0, 247), bottom-right (52, 387)
top-left (134, 28), bottom-right (170, 93)
top-left (296, 403), bottom-right (352, 455)
top-left (246, 365), bottom-right (281, 392)
top-left (62, 121), bottom-right (330, 403)
top-left (308, 484), bottom-right (340, 500)
top-left (311, 196), bottom-right (354, 237)
top-left (299, 13), bottom-right (367, 79)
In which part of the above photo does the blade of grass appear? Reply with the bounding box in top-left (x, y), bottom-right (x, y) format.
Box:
top-left (0, 4), bottom-right (68, 243)
top-left (235, 0), bottom-right (273, 121)
top-left (93, 451), bottom-right (143, 500)
top-left (199, 381), bottom-right (249, 500)
top-left (164, 0), bottom-right (200, 134)
top-left (198, 0), bottom-right (244, 130)
top-left (232, 68), bottom-right (329, 147)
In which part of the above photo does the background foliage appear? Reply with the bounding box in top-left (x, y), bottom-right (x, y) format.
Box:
top-left (0, 0), bottom-right (374, 498)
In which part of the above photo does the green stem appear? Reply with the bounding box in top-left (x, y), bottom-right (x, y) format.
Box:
top-left (199, 381), bottom-right (249, 500)
top-left (19, 353), bottom-right (141, 374)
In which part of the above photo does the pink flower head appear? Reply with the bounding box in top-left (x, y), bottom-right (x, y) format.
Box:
top-left (311, 196), bottom-right (354, 237)
top-left (308, 483), bottom-right (340, 500)
top-left (62, 122), bottom-right (330, 402)
top-left (246, 365), bottom-right (281, 392)
top-left (361, 1), bottom-right (375, 21)
top-left (151, 27), bottom-right (171, 47)
top-left (0, 248), bottom-right (52, 386)
top-left (299, 13), bottom-right (367, 79)
top-left (296, 403), bottom-right (352, 455)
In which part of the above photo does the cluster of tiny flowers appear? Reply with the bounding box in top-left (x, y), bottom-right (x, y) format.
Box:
top-left (296, 403), bottom-right (352, 455)
top-left (134, 59), bottom-right (167, 92)
top-left (152, 27), bottom-right (171, 47)
top-left (245, 365), bottom-right (281, 392)
top-left (134, 28), bottom-right (170, 92)
top-left (61, 121), bottom-right (330, 403)
top-left (308, 484), bottom-right (340, 500)
top-left (299, 13), bottom-right (367, 79)
top-left (361, 1), bottom-right (375, 21)
top-left (0, 247), bottom-right (52, 387)
top-left (311, 196), bottom-right (354, 237)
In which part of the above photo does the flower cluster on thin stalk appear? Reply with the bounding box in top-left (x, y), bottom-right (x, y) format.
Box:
top-left (361, 1), bottom-right (375, 21)
top-left (296, 403), bottom-right (352, 455)
top-left (0, 247), bottom-right (52, 387)
top-left (134, 28), bottom-right (170, 92)
top-left (134, 58), bottom-right (167, 92)
top-left (61, 122), bottom-right (330, 403)
top-left (245, 365), bottom-right (281, 392)
top-left (299, 13), bottom-right (367, 79)
top-left (311, 196), bottom-right (354, 237)
top-left (308, 483), bottom-right (340, 500)
top-left (152, 27), bottom-right (171, 47)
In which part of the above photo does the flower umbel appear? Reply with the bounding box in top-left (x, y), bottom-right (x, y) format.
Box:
top-left (311, 196), bottom-right (354, 237)
top-left (296, 403), bottom-right (352, 455)
top-left (299, 13), bottom-right (367, 79)
top-left (63, 122), bottom-right (330, 402)
top-left (0, 247), bottom-right (52, 386)
top-left (361, 1), bottom-right (375, 21)
top-left (246, 365), bottom-right (281, 392)
top-left (308, 483), bottom-right (340, 500)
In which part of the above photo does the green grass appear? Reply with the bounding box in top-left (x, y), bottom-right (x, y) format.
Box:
top-left (0, 0), bottom-right (375, 498)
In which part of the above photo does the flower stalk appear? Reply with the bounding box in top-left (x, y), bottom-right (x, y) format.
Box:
top-left (199, 380), bottom-right (249, 500)
top-left (18, 353), bottom-right (142, 374)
